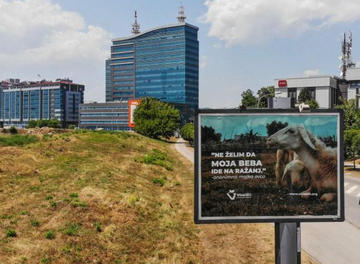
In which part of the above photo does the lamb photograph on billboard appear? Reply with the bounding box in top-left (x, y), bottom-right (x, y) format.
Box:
top-left (195, 110), bottom-right (344, 223)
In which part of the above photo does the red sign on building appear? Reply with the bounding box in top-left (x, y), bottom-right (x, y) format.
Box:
top-left (128, 99), bottom-right (141, 128)
top-left (278, 80), bottom-right (288, 87)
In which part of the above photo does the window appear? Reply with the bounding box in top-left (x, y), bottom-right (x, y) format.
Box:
top-left (308, 87), bottom-right (316, 100)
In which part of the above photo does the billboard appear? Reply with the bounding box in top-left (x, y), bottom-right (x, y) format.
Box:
top-left (195, 109), bottom-right (344, 223)
top-left (128, 99), bottom-right (141, 128)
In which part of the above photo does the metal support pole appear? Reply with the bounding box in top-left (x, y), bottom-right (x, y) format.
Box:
top-left (275, 222), bottom-right (301, 264)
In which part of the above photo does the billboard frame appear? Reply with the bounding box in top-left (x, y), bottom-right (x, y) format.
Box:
top-left (194, 108), bottom-right (345, 224)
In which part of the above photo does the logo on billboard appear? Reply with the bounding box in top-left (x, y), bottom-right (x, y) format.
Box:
top-left (226, 190), bottom-right (252, 200)
top-left (278, 80), bottom-right (287, 87)
top-left (227, 190), bottom-right (236, 200)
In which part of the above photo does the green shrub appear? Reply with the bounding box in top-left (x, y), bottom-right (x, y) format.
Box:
top-left (180, 123), bottom-right (194, 143)
top-left (6, 229), bottom-right (17, 237)
top-left (0, 135), bottom-right (38, 146)
top-left (306, 99), bottom-right (319, 109)
top-left (27, 120), bottom-right (37, 128)
top-left (68, 124), bottom-right (75, 129)
top-left (45, 230), bottom-right (55, 240)
top-left (9, 126), bottom-right (17, 134)
top-left (27, 119), bottom-right (61, 129)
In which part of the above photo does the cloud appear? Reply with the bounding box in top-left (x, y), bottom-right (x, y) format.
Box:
top-left (200, 56), bottom-right (208, 69)
top-left (304, 69), bottom-right (321, 77)
top-left (0, 0), bottom-right (111, 101)
top-left (202, 0), bottom-right (360, 45)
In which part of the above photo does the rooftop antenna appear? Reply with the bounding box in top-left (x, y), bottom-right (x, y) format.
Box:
top-left (347, 31), bottom-right (356, 68)
top-left (132, 10), bottom-right (140, 34)
top-left (340, 33), bottom-right (347, 79)
top-left (339, 31), bottom-right (356, 79)
top-left (177, 4), bottom-right (186, 23)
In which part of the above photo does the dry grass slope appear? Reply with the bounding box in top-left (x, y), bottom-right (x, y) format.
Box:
top-left (0, 131), bottom-right (317, 264)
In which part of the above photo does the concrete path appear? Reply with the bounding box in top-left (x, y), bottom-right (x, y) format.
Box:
top-left (175, 139), bottom-right (360, 264)
top-left (174, 138), bottom-right (194, 163)
top-left (302, 173), bottom-right (360, 264)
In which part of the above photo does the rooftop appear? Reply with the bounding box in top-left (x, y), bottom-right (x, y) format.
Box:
top-left (0, 79), bottom-right (83, 89)
top-left (112, 22), bottom-right (198, 43)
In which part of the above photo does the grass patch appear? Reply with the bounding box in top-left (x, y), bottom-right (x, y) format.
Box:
top-left (69, 193), bottom-right (78, 198)
top-left (94, 222), bottom-right (102, 232)
top-left (0, 134), bottom-right (38, 146)
top-left (71, 199), bottom-right (87, 208)
top-left (63, 223), bottom-right (80, 236)
top-left (5, 229), bottom-right (17, 238)
top-left (45, 230), bottom-right (55, 240)
top-left (152, 176), bottom-right (167, 186)
top-left (30, 219), bottom-right (40, 227)
top-left (136, 149), bottom-right (173, 170)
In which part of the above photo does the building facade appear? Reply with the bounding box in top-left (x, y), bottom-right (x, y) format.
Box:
top-left (274, 76), bottom-right (339, 109)
top-left (106, 20), bottom-right (199, 111)
top-left (0, 79), bottom-right (84, 127)
top-left (272, 33), bottom-right (360, 109)
top-left (79, 101), bottom-right (129, 130)
top-left (344, 67), bottom-right (360, 107)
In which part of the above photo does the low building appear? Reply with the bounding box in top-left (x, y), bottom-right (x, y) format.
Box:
top-left (0, 79), bottom-right (84, 128)
top-left (274, 76), bottom-right (340, 108)
top-left (79, 101), bottom-right (129, 131)
top-left (345, 67), bottom-right (360, 107)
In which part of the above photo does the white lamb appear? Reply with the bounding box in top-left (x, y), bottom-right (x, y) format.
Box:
top-left (267, 125), bottom-right (337, 202)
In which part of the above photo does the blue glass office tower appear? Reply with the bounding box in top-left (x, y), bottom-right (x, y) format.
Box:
top-left (0, 79), bottom-right (84, 128)
top-left (106, 21), bottom-right (199, 111)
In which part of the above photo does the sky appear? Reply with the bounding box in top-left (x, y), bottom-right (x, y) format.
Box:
top-left (200, 114), bottom-right (338, 140)
top-left (1, 0), bottom-right (360, 108)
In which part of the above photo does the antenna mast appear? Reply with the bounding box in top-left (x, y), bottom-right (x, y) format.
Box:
top-left (339, 32), bottom-right (355, 79)
top-left (132, 10), bottom-right (140, 34)
top-left (177, 4), bottom-right (186, 23)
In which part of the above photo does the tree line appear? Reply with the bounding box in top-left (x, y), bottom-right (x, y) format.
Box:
top-left (240, 86), bottom-right (318, 109)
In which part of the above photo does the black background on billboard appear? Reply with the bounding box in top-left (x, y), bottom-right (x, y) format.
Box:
top-left (194, 109), bottom-right (345, 224)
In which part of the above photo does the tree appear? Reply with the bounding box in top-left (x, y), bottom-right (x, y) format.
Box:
top-left (345, 129), bottom-right (360, 169)
top-left (298, 88), bottom-right (312, 103)
top-left (266, 121), bottom-right (288, 136)
top-left (27, 119), bottom-right (60, 128)
top-left (337, 99), bottom-right (360, 130)
top-left (240, 89), bottom-right (257, 108)
top-left (133, 97), bottom-right (180, 139)
top-left (201, 126), bottom-right (221, 144)
top-left (257, 86), bottom-right (275, 108)
top-left (180, 123), bottom-right (194, 144)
